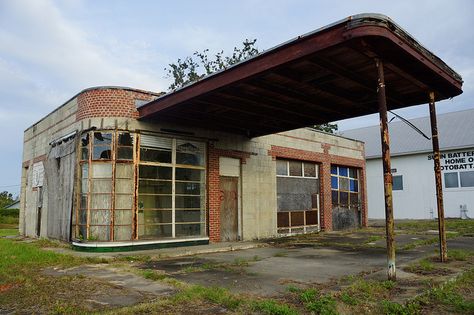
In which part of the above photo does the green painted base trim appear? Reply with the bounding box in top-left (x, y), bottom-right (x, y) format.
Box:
top-left (72, 239), bottom-right (209, 252)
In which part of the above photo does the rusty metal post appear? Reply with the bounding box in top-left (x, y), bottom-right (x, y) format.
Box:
top-left (428, 92), bottom-right (448, 262)
top-left (376, 58), bottom-right (396, 281)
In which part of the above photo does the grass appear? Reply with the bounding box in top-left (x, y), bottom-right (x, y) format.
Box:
top-left (140, 269), bottom-right (167, 281)
top-left (449, 249), bottom-right (474, 261)
top-left (252, 299), bottom-right (299, 315)
top-left (401, 237), bottom-right (438, 250)
top-left (395, 219), bottom-right (474, 236)
top-left (0, 228), bottom-right (18, 237)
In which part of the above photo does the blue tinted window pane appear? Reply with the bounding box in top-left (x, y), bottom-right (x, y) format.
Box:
top-left (331, 176), bottom-right (338, 189)
top-left (339, 167), bottom-right (348, 177)
top-left (350, 179), bottom-right (358, 192)
top-left (393, 175), bottom-right (403, 191)
top-left (331, 166), bottom-right (338, 175)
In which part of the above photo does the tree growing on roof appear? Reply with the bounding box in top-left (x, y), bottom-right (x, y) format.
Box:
top-left (165, 39), bottom-right (338, 133)
top-left (165, 39), bottom-right (259, 91)
top-left (311, 122), bottom-right (338, 134)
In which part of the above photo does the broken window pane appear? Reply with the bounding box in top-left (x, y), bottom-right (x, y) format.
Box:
top-left (93, 132), bottom-right (112, 145)
top-left (81, 133), bottom-right (89, 147)
top-left (176, 140), bottom-right (205, 166)
top-left (276, 160), bottom-right (288, 176)
top-left (81, 147), bottom-right (89, 160)
top-left (93, 146), bottom-right (111, 160)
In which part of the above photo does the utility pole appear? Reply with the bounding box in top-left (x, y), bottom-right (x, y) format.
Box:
top-left (428, 91), bottom-right (447, 262)
top-left (376, 58), bottom-right (396, 280)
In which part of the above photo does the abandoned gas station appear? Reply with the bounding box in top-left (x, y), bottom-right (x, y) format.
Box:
top-left (20, 14), bottom-right (462, 278)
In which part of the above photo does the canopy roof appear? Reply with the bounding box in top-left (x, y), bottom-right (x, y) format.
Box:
top-left (139, 13), bottom-right (463, 137)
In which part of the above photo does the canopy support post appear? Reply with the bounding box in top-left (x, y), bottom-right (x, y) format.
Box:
top-left (376, 58), bottom-right (396, 281)
top-left (428, 91), bottom-right (448, 262)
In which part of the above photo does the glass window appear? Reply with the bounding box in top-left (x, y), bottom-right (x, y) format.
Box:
top-left (331, 166), bottom-right (337, 175)
top-left (289, 161), bottom-right (302, 176)
top-left (393, 175), bottom-right (403, 191)
top-left (304, 163), bottom-right (316, 177)
top-left (349, 168), bottom-right (358, 179)
top-left (175, 168), bottom-right (203, 181)
top-left (139, 165), bottom-right (172, 180)
top-left (339, 178), bottom-right (349, 191)
top-left (176, 140), bottom-right (205, 166)
top-left (331, 176), bottom-right (338, 189)
top-left (276, 160), bottom-right (288, 176)
top-left (339, 167), bottom-right (348, 177)
top-left (444, 172), bottom-right (459, 188)
top-left (140, 147), bottom-right (172, 163)
top-left (350, 179), bottom-right (358, 192)
top-left (460, 171), bottom-right (474, 187)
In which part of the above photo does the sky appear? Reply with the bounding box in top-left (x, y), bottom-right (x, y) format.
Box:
top-left (0, 0), bottom-right (473, 197)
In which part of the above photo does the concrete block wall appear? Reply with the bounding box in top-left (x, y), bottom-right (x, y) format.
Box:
top-left (21, 86), bottom-right (367, 243)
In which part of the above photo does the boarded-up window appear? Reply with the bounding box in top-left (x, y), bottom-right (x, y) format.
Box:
top-left (276, 159), bottom-right (320, 235)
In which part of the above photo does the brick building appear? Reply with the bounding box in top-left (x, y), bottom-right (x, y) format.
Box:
top-left (20, 13), bottom-right (460, 251)
top-left (20, 86), bottom-right (367, 250)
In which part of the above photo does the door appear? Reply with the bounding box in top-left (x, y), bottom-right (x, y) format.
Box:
top-left (219, 176), bottom-right (239, 241)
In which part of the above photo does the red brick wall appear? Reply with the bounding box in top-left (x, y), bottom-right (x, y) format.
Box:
top-left (207, 144), bottom-right (251, 242)
top-left (268, 145), bottom-right (367, 231)
top-left (76, 88), bottom-right (158, 121)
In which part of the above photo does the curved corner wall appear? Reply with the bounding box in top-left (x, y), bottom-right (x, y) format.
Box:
top-left (76, 87), bottom-right (157, 121)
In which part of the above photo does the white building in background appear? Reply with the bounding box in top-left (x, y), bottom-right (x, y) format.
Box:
top-left (342, 109), bottom-right (474, 219)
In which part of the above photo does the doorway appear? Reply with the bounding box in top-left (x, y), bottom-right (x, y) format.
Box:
top-left (219, 176), bottom-right (239, 241)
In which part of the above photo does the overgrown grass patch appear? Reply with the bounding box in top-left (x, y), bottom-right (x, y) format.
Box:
top-left (396, 219), bottom-right (474, 236)
top-left (252, 299), bottom-right (299, 315)
top-left (448, 249), bottom-right (474, 261)
top-left (173, 285), bottom-right (242, 310)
